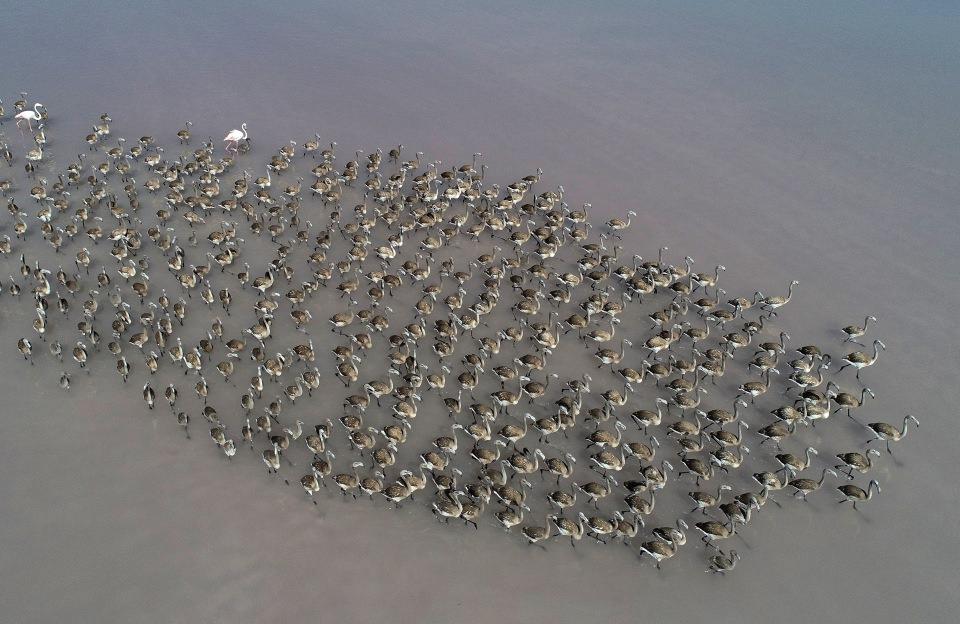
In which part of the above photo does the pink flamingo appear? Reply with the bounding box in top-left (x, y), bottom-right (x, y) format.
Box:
top-left (15, 103), bottom-right (43, 132)
top-left (223, 122), bottom-right (248, 153)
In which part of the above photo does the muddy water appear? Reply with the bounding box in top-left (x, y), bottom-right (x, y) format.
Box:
top-left (1, 2), bottom-right (958, 623)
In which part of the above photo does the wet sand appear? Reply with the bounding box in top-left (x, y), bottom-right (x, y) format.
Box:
top-left (1, 2), bottom-right (958, 623)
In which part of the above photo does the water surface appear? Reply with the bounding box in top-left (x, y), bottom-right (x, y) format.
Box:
top-left (1, 2), bottom-right (957, 622)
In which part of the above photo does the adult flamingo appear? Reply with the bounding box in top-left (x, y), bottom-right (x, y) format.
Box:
top-left (15, 103), bottom-right (43, 131)
top-left (223, 122), bottom-right (248, 153)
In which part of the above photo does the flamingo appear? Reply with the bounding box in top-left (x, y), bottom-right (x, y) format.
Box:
top-left (223, 122), bottom-right (248, 153)
top-left (15, 103), bottom-right (43, 132)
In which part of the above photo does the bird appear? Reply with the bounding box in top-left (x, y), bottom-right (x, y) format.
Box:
top-left (15, 103), bottom-right (43, 131)
top-left (222, 439), bottom-right (237, 460)
top-left (624, 491), bottom-right (656, 526)
top-left (494, 506), bottom-right (525, 531)
top-left (299, 472), bottom-right (321, 502)
top-left (262, 443), bottom-right (281, 474)
top-left (17, 337), bottom-right (33, 363)
top-left (695, 519), bottom-right (735, 550)
top-left (775, 446), bottom-right (818, 478)
top-left (639, 539), bottom-right (677, 570)
top-left (835, 448), bottom-right (881, 479)
top-left (759, 279), bottom-right (798, 317)
top-left (689, 484), bottom-right (732, 514)
top-left (520, 514), bottom-right (553, 547)
top-left (837, 339), bottom-right (886, 381)
top-left (837, 479), bottom-right (881, 509)
top-left (177, 412), bottom-right (191, 438)
top-left (827, 382), bottom-right (875, 420)
top-left (605, 210), bottom-right (636, 238)
top-left (865, 414), bottom-right (919, 454)
top-left (578, 512), bottom-right (617, 544)
top-left (788, 468), bottom-right (837, 500)
top-left (382, 480), bottom-right (412, 509)
top-left (142, 382), bottom-right (155, 409)
top-left (333, 461), bottom-right (365, 498)
top-left (223, 123), bottom-right (248, 153)
top-left (178, 121), bottom-right (193, 145)
top-left (841, 315), bottom-right (877, 345)
top-left (0, 112), bottom-right (919, 582)
top-left (549, 514), bottom-right (585, 547)
top-left (707, 549), bottom-right (740, 574)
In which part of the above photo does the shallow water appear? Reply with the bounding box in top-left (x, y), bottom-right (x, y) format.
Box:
top-left (1, 2), bottom-right (958, 623)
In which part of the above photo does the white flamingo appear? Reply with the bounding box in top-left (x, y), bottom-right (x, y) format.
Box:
top-left (223, 122), bottom-right (248, 153)
top-left (15, 103), bottom-right (43, 131)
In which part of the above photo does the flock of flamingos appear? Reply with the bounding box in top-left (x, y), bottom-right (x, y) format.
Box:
top-left (0, 93), bottom-right (918, 574)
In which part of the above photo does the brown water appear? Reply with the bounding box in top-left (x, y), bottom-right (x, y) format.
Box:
top-left (1, 2), bottom-right (958, 623)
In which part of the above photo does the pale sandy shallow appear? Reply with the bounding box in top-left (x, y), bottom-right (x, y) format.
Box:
top-left (1, 2), bottom-right (958, 623)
